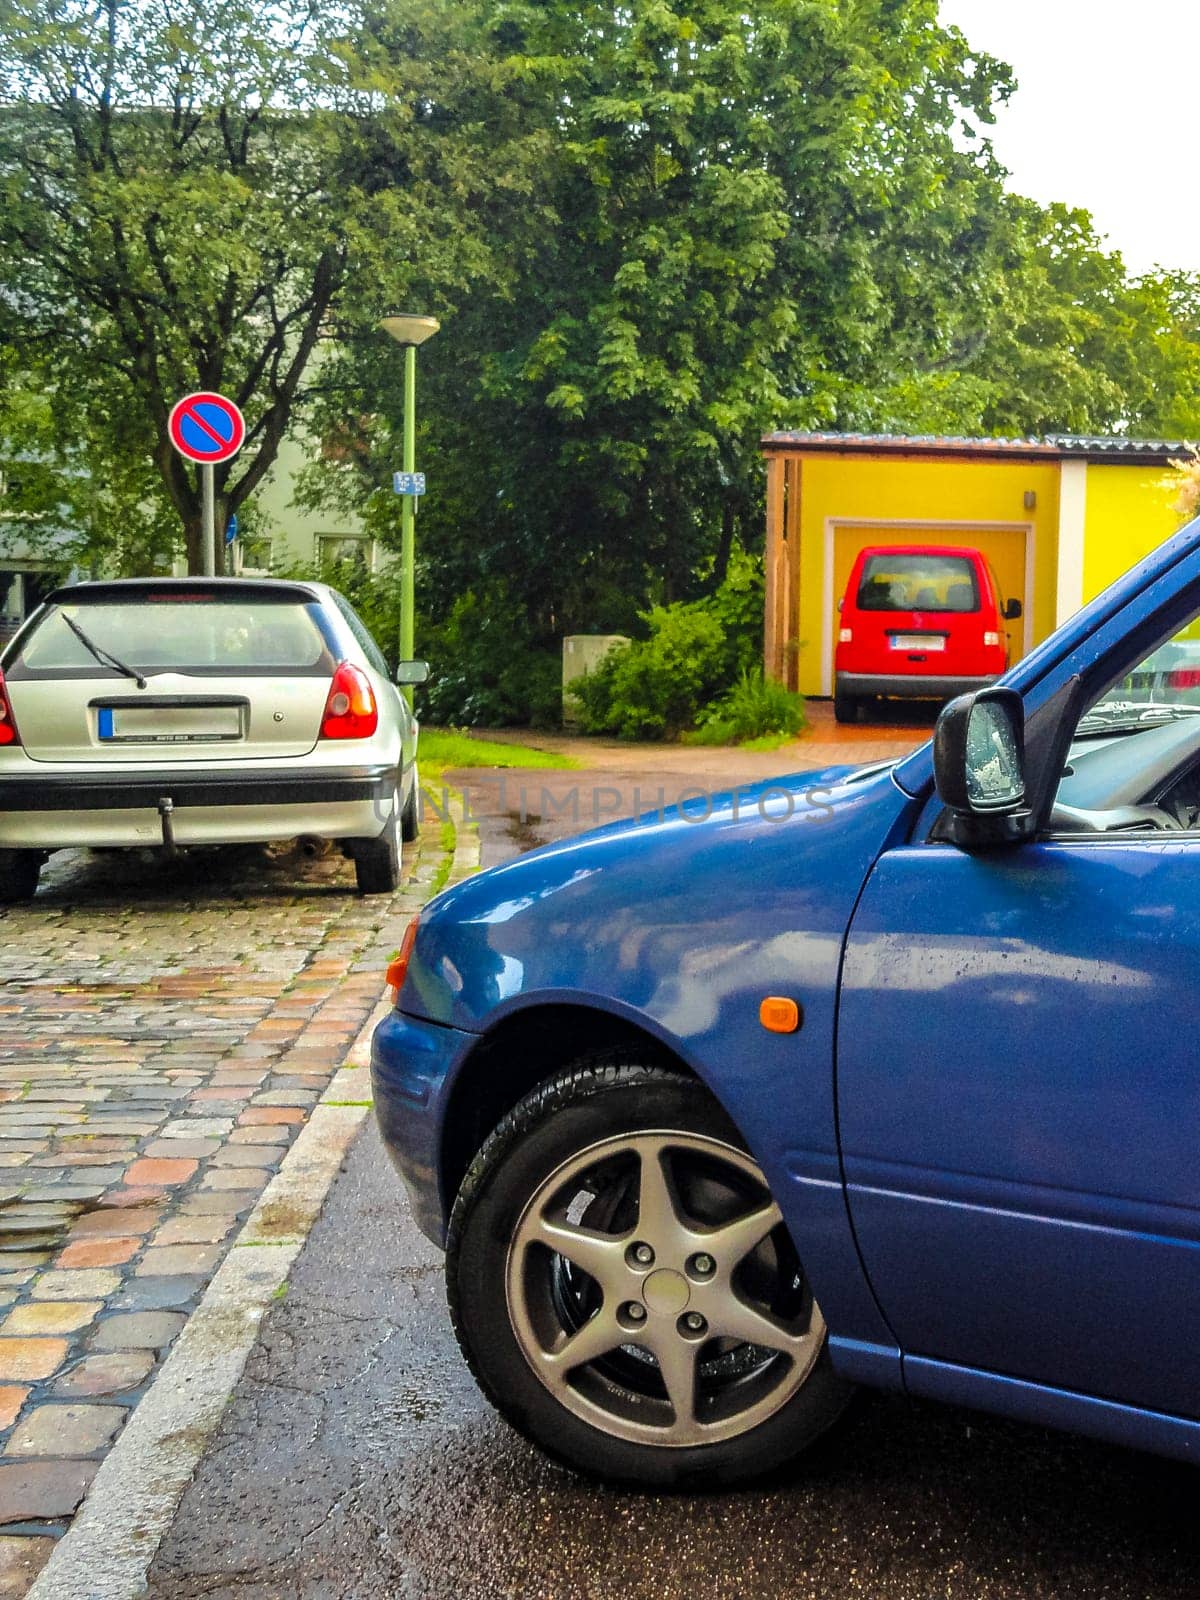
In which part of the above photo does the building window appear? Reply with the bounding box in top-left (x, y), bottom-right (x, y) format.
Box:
top-left (238, 536), bottom-right (273, 573)
top-left (316, 534), bottom-right (373, 571)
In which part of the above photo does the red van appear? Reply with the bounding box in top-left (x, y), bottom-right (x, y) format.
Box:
top-left (834, 545), bottom-right (1020, 723)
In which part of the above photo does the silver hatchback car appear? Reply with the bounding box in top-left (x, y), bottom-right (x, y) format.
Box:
top-left (0, 577), bottom-right (425, 902)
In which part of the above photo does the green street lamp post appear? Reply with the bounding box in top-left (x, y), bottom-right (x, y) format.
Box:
top-left (380, 314), bottom-right (440, 677)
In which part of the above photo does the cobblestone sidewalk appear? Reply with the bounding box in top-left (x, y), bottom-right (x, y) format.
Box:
top-left (0, 824), bottom-right (452, 1595)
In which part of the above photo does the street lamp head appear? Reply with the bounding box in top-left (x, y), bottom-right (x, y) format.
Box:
top-left (380, 314), bottom-right (440, 348)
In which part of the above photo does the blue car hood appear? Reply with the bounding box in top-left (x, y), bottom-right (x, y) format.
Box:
top-left (402, 761), bottom-right (916, 1043)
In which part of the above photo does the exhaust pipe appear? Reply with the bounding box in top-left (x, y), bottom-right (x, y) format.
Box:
top-left (296, 835), bottom-right (331, 859)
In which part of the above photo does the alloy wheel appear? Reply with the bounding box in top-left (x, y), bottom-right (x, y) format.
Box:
top-left (504, 1131), bottom-right (823, 1447)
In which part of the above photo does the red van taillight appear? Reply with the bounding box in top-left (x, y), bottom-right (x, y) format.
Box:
top-left (386, 918), bottom-right (419, 1004)
top-left (320, 661), bottom-right (378, 740)
top-left (1167, 668), bottom-right (1200, 691)
top-left (0, 672), bottom-right (20, 747)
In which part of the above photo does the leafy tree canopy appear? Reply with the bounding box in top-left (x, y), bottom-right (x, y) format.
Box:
top-left (0, 0), bottom-right (535, 570)
top-left (311, 0), bottom-right (1029, 632)
top-left (4, 0), bottom-right (1200, 661)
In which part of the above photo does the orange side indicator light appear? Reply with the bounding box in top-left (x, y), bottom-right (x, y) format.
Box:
top-left (385, 919), bottom-right (419, 1005)
top-left (759, 996), bottom-right (801, 1034)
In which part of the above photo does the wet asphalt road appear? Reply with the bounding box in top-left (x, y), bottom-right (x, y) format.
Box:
top-left (146, 1118), bottom-right (1200, 1600)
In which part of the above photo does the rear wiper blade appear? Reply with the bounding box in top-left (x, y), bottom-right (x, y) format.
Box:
top-left (60, 611), bottom-right (147, 690)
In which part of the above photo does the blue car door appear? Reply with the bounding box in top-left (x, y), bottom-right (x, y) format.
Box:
top-left (837, 833), bottom-right (1200, 1419)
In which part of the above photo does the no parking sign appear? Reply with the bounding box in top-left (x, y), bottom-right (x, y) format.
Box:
top-left (168, 391), bottom-right (246, 576)
top-left (168, 392), bottom-right (245, 465)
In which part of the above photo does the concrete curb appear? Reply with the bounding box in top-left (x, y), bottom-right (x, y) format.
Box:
top-left (27, 807), bottom-right (477, 1600)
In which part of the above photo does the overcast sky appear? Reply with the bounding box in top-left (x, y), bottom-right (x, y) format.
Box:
top-left (938, 0), bottom-right (1199, 277)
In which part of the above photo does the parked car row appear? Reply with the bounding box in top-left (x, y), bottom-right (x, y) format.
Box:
top-left (0, 578), bottom-right (427, 902)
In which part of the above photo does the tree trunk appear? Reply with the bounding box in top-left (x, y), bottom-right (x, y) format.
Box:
top-left (211, 492), bottom-right (227, 576)
top-left (711, 501), bottom-right (736, 591)
top-left (183, 510), bottom-right (205, 576)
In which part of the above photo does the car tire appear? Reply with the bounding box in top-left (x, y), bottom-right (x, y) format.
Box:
top-left (354, 789), bottom-right (401, 895)
top-left (447, 1059), bottom-right (853, 1488)
top-left (0, 849), bottom-right (42, 905)
top-left (400, 765), bottom-right (420, 843)
top-left (833, 685), bottom-right (860, 725)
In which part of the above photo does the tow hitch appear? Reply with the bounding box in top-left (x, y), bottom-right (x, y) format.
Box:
top-left (157, 796), bottom-right (178, 858)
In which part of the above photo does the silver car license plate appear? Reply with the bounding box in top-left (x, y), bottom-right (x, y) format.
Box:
top-left (98, 705), bottom-right (243, 743)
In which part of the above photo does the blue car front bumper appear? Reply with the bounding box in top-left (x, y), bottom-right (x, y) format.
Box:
top-left (370, 1006), bottom-right (477, 1245)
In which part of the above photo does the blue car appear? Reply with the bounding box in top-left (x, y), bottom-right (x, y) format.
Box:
top-left (373, 522), bottom-right (1200, 1487)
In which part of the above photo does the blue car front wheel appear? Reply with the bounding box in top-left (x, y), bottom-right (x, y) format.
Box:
top-left (447, 1059), bottom-right (852, 1488)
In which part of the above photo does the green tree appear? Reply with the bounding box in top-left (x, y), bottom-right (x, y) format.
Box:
top-left (311, 0), bottom-right (1019, 642)
top-left (847, 200), bottom-right (1200, 441)
top-left (0, 0), bottom-right (515, 571)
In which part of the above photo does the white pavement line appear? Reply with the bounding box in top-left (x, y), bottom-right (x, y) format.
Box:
top-left (26, 998), bottom-right (391, 1600)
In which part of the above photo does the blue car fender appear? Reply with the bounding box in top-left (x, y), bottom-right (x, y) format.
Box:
top-left (402, 766), bottom-right (921, 1384)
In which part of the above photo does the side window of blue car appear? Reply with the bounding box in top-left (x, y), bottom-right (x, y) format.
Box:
top-left (1055, 616), bottom-right (1200, 830)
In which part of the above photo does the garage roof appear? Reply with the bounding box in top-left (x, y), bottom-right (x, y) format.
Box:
top-left (761, 432), bottom-right (1192, 466)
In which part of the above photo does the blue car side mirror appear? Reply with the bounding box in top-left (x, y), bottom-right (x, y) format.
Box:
top-left (933, 687), bottom-right (1034, 847)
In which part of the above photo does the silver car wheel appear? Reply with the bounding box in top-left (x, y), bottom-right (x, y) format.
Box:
top-left (504, 1130), bottom-right (824, 1448)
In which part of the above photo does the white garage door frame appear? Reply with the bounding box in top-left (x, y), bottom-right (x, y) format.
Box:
top-left (821, 517), bottom-right (1036, 696)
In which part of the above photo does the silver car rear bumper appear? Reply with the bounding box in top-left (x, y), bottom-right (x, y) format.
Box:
top-left (0, 764), bottom-right (400, 849)
top-left (0, 763), bottom-right (396, 811)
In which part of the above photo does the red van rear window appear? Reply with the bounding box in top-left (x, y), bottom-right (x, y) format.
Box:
top-left (856, 554), bottom-right (979, 614)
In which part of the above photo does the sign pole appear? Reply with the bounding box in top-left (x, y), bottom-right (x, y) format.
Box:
top-left (201, 463), bottom-right (216, 578)
top-left (168, 392), bottom-right (246, 576)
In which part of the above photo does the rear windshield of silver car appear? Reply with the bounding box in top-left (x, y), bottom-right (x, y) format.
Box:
top-left (7, 597), bottom-right (336, 678)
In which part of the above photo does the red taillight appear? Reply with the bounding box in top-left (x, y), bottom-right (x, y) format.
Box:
top-left (1167, 668), bottom-right (1200, 691)
top-left (0, 671), bottom-right (20, 748)
top-left (319, 661), bottom-right (378, 740)
top-left (386, 918), bottom-right (419, 1004)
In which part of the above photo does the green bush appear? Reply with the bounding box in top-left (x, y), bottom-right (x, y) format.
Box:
top-left (572, 552), bottom-right (766, 740)
top-left (702, 549), bottom-right (764, 678)
top-left (686, 668), bottom-right (807, 746)
top-left (573, 605), bottom-right (728, 739)
top-left (420, 586), bottom-right (562, 729)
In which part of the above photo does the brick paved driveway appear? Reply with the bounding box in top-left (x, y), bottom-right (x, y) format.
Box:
top-left (0, 831), bottom-right (445, 1593)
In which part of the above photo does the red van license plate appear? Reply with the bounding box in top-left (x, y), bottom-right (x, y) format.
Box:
top-left (890, 634), bottom-right (945, 651)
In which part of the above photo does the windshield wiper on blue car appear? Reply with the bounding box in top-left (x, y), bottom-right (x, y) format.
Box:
top-left (60, 611), bottom-right (147, 690)
top-left (1075, 701), bottom-right (1200, 737)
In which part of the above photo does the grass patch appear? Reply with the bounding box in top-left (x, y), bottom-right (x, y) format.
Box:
top-left (428, 818), bottom-right (458, 896)
top-left (419, 728), bottom-right (580, 774)
top-left (682, 726), bottom-right (798, 751)
top-left (740, 732), bottom-right (798, 752)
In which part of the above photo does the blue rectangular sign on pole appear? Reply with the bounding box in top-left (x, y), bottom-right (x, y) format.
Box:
top-left (393, 471), bottom-right (426, 496)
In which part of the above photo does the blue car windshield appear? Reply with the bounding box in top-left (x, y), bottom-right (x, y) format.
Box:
top-left (1077, 623), bottom-right (1200, 736)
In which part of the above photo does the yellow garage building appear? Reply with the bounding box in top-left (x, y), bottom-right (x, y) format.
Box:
top-left (762, 432), bottom-right (1188, 697)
